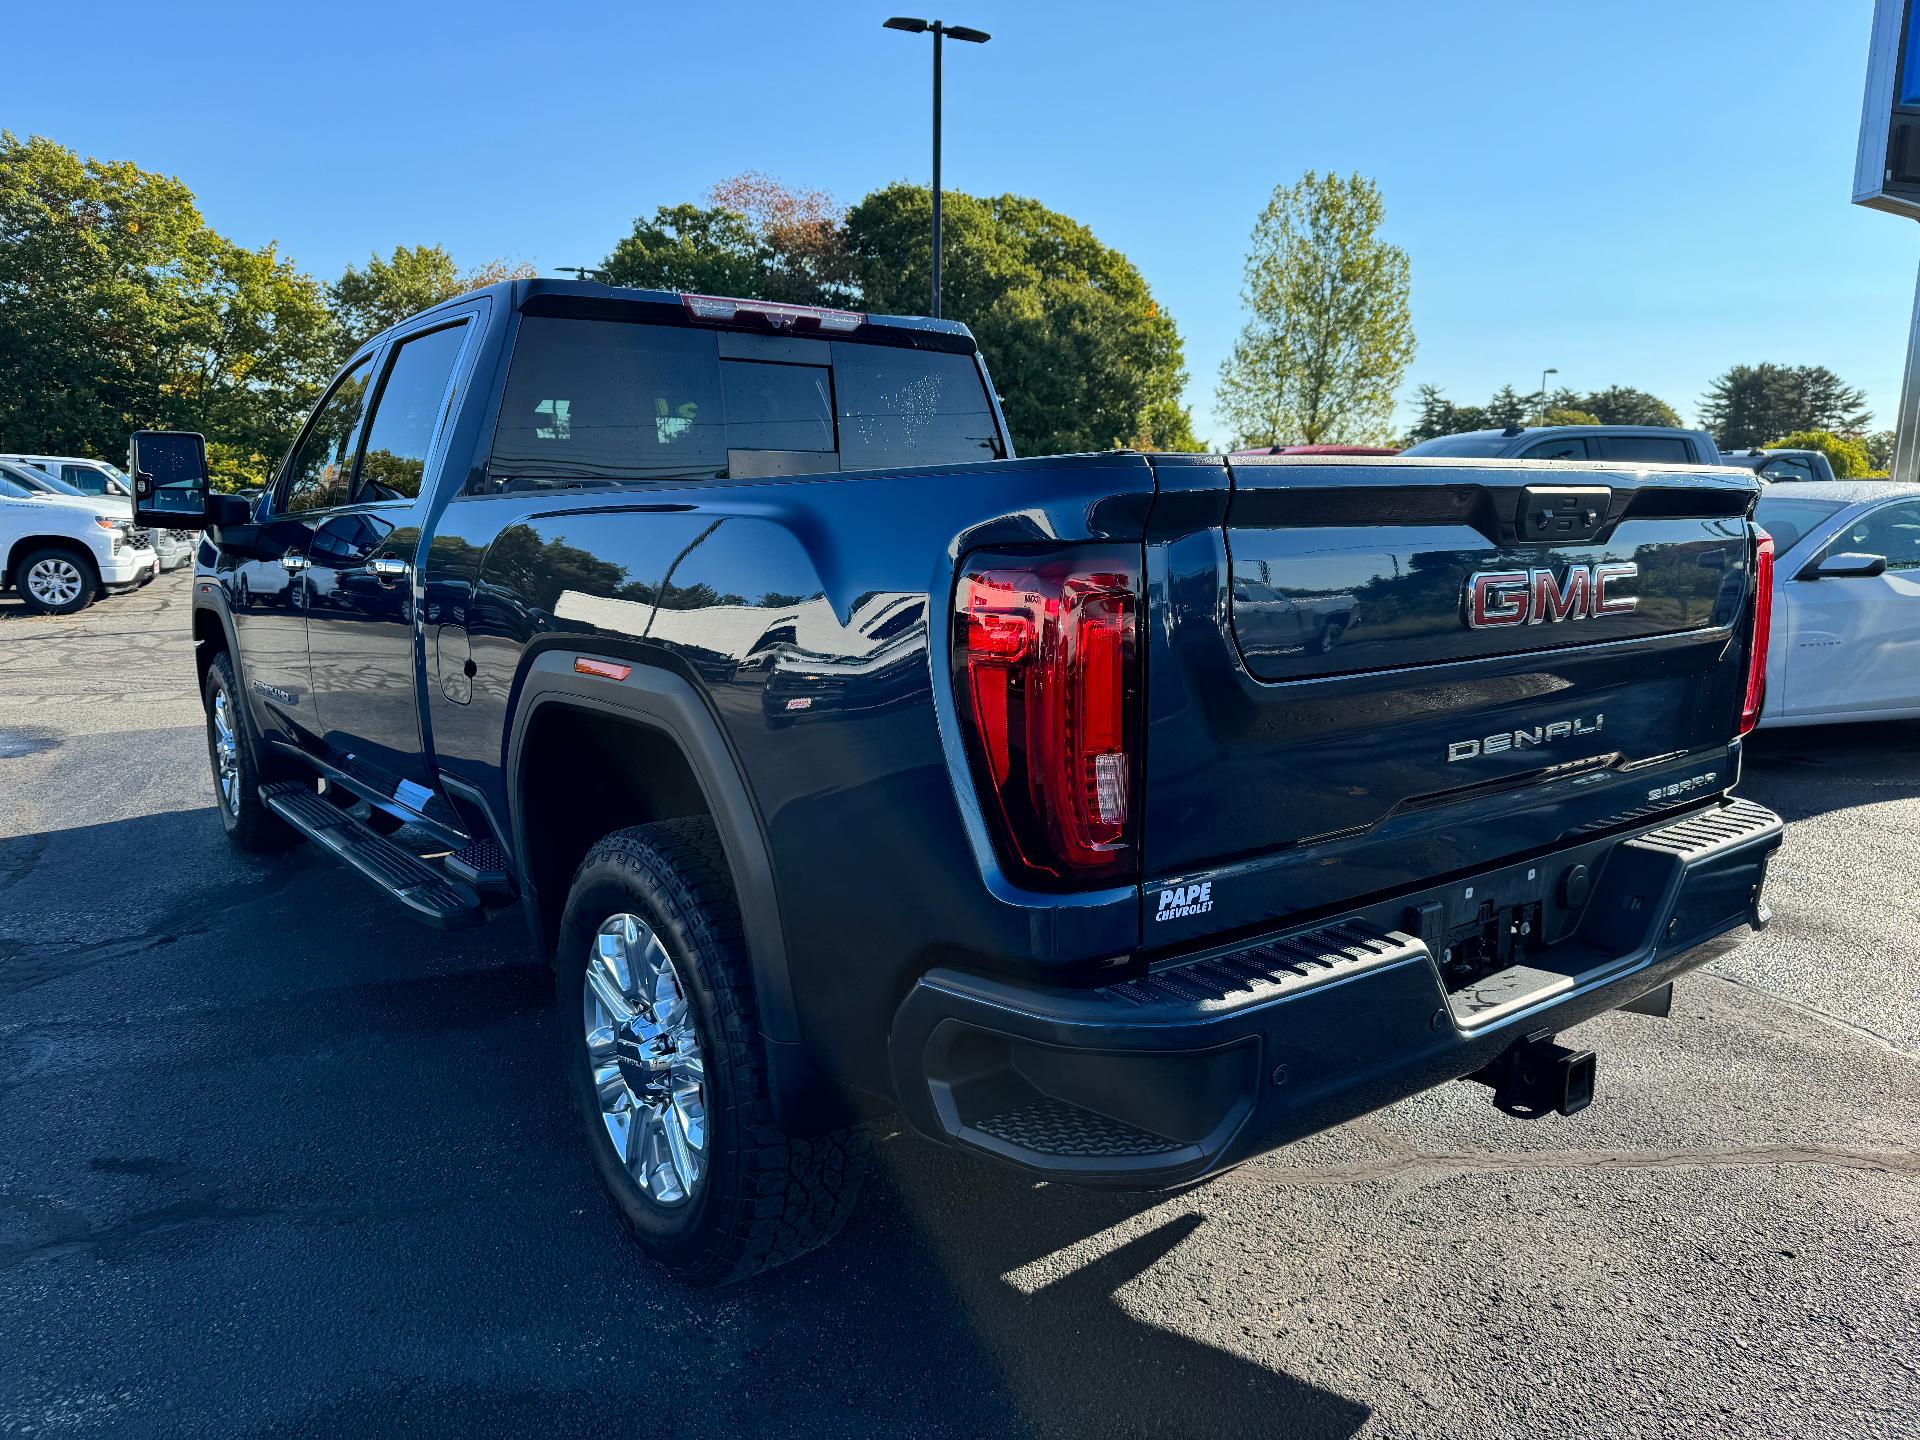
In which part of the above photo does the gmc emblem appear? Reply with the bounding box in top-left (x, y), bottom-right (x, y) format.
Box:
top-left (1465, 562), bottom-right (1639, 630)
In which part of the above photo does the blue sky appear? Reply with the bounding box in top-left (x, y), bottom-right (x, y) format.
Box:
top-left (10, 0), bottom-right (1913, 446)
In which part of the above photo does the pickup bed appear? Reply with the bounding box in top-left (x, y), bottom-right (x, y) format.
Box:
top-left (133, 279), bottom-right (1783, 1284)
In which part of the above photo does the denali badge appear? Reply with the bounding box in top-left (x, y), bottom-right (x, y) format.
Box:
top-left (1465, 562), bottom-right (1639, 629)
top-left (1448, 714), bottom-right (1604, 762)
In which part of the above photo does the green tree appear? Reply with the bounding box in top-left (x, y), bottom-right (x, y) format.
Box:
top-left (603, 203), bottom-right (770, 298)
top-left (849, 183), bottom-right (1200, 452)
top-left (1864, 428), bottom-right (1896, 475)
top-left (1404, 385), bottom-right (1487, 443)
top-left (1700, 363), bottom-right (1871, 449)
top-left (329, 244), bottom-right (533, 355)
top-left (0, 132), bottom-right (334, 481)
top-left (1542, 406), bottom-right (1601, 427)
top-left (1579, 385), bottom-right (1682, 428)
top-left (1215, 171), bottom-right (1414, 447)
top-left (1766, 428), bottom-right (1872, 479)
top-left (603, 174), bottom-right (856, 307)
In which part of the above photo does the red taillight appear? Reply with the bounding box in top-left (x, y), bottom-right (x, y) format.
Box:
top-left (953, 548), bottom-right (1141, 888)
top-left (1739, 527), bottom-right (1775, 735)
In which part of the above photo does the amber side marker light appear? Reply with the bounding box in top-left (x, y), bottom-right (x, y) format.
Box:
top-left (574, 657), bottom-right (632, 681)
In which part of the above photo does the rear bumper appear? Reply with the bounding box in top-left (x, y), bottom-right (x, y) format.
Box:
top-left (889, 797), bottom-right (1783, 1187)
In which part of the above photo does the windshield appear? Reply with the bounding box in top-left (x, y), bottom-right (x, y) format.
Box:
top-left (1754, 495), bottom-right (1845, 553)
top-left (1400, 433), bottom-right (1508, 457)
top-left (12, 467), bottom-right (84, 496)
top-left (0, 474), bottom-right (34, 499)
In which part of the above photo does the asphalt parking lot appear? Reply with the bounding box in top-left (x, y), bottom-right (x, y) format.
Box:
top-left (2, 570), bottom-right (1916, 1440)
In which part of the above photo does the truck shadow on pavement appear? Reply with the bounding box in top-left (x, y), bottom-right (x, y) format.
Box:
top-left (1741, 720), bottom-right (1920, 823)
top-left (866, 1139), bottom-right (1371, 1439)
top-left (0, 806), bottom-right (1367, 1439)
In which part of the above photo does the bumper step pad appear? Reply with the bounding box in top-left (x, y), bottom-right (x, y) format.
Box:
top-left (261, 781), bottom-right (484, 930)
top-left (972, 1096), bottom-right (1185, 1159)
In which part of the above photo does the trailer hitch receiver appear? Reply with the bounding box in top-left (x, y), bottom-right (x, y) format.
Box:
top-left (1468, 1036), bottom-right (1596, 1118)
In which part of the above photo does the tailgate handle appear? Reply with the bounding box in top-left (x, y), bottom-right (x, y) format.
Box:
top-left (1516, 486), bottom-right (1610, 544)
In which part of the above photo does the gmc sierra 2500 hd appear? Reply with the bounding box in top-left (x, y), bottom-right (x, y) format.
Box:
top-left (131, 280), bottom-right (1784, 1284)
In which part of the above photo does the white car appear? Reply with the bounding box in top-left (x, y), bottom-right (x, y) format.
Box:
top-left (1754, 480), bottom-right (1920, 728)
top-left (0, 466), bottom-right (158, 615)
top-left (0, 453), bottom-right (195, 572)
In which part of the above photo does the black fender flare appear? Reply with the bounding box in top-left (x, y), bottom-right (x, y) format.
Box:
top-left (504, 649), bottom-right (834, 1129)
top-left (188, 586), bottom-right (272, 771)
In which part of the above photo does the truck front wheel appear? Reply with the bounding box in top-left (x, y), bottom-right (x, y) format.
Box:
top-left (15, 546), bottom-right (98, 616)
top-left (203, 652), bottom-right (295, 851)
top-left (558, 819), bottom-right (867, 1285)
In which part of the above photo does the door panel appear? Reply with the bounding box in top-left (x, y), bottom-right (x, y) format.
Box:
top-left (303, 318), bottom-right (473, 809)
top-left (1786, 500), bottom-right (1920, 716)
top-left (232, 357), bottom-right (376, 737)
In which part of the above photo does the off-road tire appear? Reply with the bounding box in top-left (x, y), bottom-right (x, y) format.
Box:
top-left (559, 818), bottom-right (868, 1285)
top-left (203, 651), bottom-right (296, 852)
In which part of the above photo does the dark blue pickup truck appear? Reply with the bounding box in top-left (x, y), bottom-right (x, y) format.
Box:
top-left (131, 280), bottom-right (1783, 1284)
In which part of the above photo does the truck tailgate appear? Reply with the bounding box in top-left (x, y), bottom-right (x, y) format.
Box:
top-left (1141, 456), bottom-right (1761, 940)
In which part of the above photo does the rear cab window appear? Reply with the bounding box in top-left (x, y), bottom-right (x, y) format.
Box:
top-left (1596, 434), bottom-right (1696, 464)
top-left (480, 316), bottom-right (1002, 493)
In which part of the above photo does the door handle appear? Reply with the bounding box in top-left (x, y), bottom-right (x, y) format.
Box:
top-left (367, 557), bottom-right (412, 583)
top-left (281, 551), bottom-right (310, 572)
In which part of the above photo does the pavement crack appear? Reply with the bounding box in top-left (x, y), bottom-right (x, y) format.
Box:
top-left (1703, 970), bottom-right (1920, 1059)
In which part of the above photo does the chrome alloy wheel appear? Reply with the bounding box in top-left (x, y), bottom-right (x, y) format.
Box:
top-left (25, 556), bottom-right (82, 608)
top-left (583, 913), bottom-right (708, 1206)
top-left (211, 691), bottom-right (239, 813)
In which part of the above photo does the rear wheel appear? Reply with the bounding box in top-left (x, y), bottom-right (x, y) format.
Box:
top-left (203, 652), bottom-right (295, 852)
top-left (15, 546), bottom-right (97, 616)
top-left (558, 818), bottom-right (867, 1284)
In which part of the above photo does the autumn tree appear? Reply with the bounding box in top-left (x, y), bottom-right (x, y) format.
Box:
top-left (1216, 172), bottom-right (1414, 447)
top-left (604, 172), bottom-right (854, 306)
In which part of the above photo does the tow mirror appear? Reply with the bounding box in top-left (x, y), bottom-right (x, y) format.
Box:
top-left (1808, 551), bottom-right (1888, 579)
top-left (129, 431), bottom-right (212, 530)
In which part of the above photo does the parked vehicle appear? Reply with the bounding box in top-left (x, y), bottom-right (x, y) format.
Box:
top-left (0, 453), bottom-right (195, 570)
top-left (0, 466), bottom-right (157, 614)
top-left (1718, 448), bottom-right (1840, 484)
top-left (1229, 444), bottom-right (1401, 457)
top-left (133, 280), bottom-right (1783, 1285)
top-left (1752, 480), bottom-right (1920, 727)
top-left (1401, 424), bottom-right (1723, 466)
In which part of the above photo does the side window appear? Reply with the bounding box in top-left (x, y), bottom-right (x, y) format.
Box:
top-left (1519, 437), bottom-right (1590, 461)
top-left (1596, 434), bottom-right (1691, 464)
top-left (61, 465), bottom-right (107, 495)
top-left (356, 322), bottom-right (469, 503)
top-left (1831, 500), bottom-right (1920, 571)
top-left (283, 360), bottom-right (375, 513)
top-left (832, 345), bottom-right (1003, 469)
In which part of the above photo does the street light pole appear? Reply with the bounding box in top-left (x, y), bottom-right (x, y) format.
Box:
top-left (1538, 367), bottom-right (1559, 426)
top-left (925, 24), bottom-right (933, 318)
top-left (884, 17), bottom-right (991, 319)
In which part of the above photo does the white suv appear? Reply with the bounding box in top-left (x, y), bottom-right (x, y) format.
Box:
top-left (0, 465), bottom-right (158, 614)
top-left (0, 454), bottom-right (195, 572)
